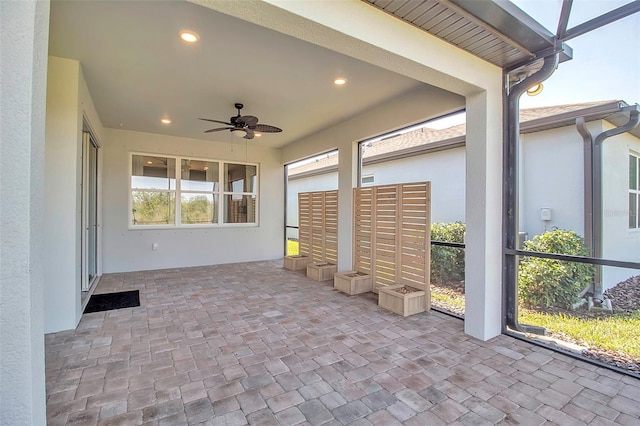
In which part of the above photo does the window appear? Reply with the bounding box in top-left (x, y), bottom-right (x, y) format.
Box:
top-left (224, 163), bottom-right (257, 224)
top-left (130, 154), bottom-right (258, 227)
top-left (361, 174), bottom-right (375, 185)
top-left (180, 159), bottom-right (219, 225)
top-left (631, 153), bottom-right (639, 229)
top-left (131, 155), bottom-right (176, 225)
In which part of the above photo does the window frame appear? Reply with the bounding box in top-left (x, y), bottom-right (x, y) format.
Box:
top-left (630, 152), bottom-right (639, 230)
top-left (129, 152), bottom-right (259, 229)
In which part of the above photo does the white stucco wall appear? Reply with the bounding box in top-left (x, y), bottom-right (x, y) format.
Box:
top-left (519, 125), bottom-right (589, 239)
top-left (43, 57), bottom-right (104, 333)
top-left (602, 126), bottom-right (640, 287)
top-left (101, 129), bottom-right (284, 273)
top-left (0, 1), bottom-right (49, 424)
top-left (520, 120), bottom-right (640, 290)
top-left (364, 148), bottom-right (466, 223)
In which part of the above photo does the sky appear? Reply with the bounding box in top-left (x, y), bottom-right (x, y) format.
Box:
top-left (512, 0), bottom-right (640, 108)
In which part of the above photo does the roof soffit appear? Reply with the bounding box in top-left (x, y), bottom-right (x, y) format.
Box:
top-left (362, 0), bottom-right (571, 69)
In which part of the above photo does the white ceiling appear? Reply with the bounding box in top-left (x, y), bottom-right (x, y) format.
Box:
top-left (48, 0), bottom-right (435, 149)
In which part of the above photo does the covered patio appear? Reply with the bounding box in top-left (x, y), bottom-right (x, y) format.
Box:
top-left (4, 1), bottom-right (640, 424)
top-left (45, 261), bottom-right (639, 425)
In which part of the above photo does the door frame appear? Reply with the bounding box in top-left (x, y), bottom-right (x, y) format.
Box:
top-left (81, 118), bottom-right (102, 292)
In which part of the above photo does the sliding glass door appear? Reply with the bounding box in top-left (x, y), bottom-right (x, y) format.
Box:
top-left (81, 130), bottom-right (99, 291)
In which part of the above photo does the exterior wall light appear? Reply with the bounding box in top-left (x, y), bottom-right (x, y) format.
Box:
top-left (526, 83), bottom-right (543, 96)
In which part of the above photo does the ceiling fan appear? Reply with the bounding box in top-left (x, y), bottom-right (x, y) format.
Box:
top-left (199, 103), bottom-right (282, 140)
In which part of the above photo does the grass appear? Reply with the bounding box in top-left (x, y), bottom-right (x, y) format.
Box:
top-left (287, 239), bottom-right (299, 256)
top-left (520, 309), bottom-right (640, 357)
top-left (428, 288), bottom-right (639, 361)
top-left (431, 291), bottom-right (466, 310)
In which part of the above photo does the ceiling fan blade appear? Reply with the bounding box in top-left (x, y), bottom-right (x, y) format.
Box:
top-left (199, 118), bottom-right (233, 126)
top-left (244, 129), bottom-right (255, 139)
top-left (252, 124), bottom-right (282, 133)
top-left (236, 115), bottom-right (258, 127)
top-left (204, 127), bottom-right (232, 133)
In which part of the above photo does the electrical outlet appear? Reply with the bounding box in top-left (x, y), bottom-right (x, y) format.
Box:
top-left (152, 243), bottom-right (159, 251)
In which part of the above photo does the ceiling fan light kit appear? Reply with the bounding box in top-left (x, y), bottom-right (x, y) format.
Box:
top-left (231, 129), bottom-right (247, 138)
top-left (199, 103), bottom-right (282, 140)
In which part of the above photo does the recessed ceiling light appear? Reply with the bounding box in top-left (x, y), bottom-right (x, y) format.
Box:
top-left (334, 77), bottom-right (347, 86)
top-left (254, 133), bottom-right (262, 137)
top-left (179, 30), bottom-right (199, 43)
top-left (161, 118), bottom-right (172, 124)
top-left (147, 161), bottom-right (153, 164)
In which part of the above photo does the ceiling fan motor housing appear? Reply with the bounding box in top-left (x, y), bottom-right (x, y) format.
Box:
top-left (231, 103), bottom-right (244, 125)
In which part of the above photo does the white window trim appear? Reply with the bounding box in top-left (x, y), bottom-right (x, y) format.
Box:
top-left (129, 152), bottom-right (259, 229)
top-left (630, 152), bottom-right (639, 230)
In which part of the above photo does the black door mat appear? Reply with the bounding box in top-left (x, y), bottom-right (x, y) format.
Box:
top-left (84, 290), bottom-right (140, 313)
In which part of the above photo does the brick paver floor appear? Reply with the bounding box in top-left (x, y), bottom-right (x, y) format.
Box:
top-left (45, 260), bottom-right (640, 425)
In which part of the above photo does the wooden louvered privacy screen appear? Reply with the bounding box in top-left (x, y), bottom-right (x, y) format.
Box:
top-left (298, 190), bottom-right (338, 264)
top-left (353, 182), bottom-right (431, 292)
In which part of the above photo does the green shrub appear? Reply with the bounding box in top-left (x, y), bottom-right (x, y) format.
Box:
top-left (430, 222), bottom-right (465, 284)
top-left (518, 228), bottom-right (594, 309)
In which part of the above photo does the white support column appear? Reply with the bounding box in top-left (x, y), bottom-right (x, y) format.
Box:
top-left (0, 1), bottom-right (49, 424)
top-left (464, 89), bottom-right (504, 341)
top-left (336, 143), bottom-right (357, 271)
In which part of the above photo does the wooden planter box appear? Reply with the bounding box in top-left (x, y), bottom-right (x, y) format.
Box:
top-left (334, 271), bottom-right (372, 295)
top-left (306, 262), bottom-right (337, 281)
top-left (378, 284), bottom-right (429, 317)
top-left (284, 255), bottom-right (309, 271)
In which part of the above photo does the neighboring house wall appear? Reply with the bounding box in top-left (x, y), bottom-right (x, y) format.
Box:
top-left (519, 125), bottom-right (587, 239)
top-left (520, 120), bottom-right (640, 288)
top-left (44, 57), bottom-right (105, 333)
top-left (102, 129), bottom-right (284, 273)
top-left (602, 124), bottom-right (640, 286)
top-left (362, 147), bottom-right (466, 223)
top-left (287, 171), bottom-right (337, 239)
